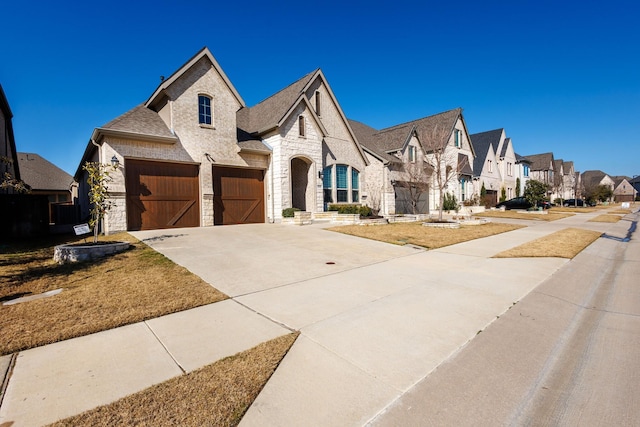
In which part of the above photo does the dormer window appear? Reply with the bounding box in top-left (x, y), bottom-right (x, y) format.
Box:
top-left (315, 91), bottom-right (321, 116)
top-left (298, 115), bottom-right (306, 137)
top-left (198, 95), bottom-right (212, 125)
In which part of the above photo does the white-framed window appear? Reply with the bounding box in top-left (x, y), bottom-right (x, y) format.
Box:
top-left (524, 164), bottom-right (530, 177)
top-left (408, 145), bottom-right (416, 163)
top-left (507, 162), bottom-right (513, 176)
top-left (488, 159), bottom-right (493, 173)
top-left (323, 164), bottom-right (360, 205)
top-left (315, 90), bottom-right (321, 116)
top-left (454, 129), bottom-right (462, 148)
top-left (198, 94), bottom-right (212, 125)
top-left (298, 115), bottom-right (305, 137)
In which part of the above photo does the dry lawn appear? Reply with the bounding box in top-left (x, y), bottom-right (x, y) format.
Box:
top-left (608, 209), bottom-right (632, 215)
top-left (550, 207), bottom-right (598, 213)
top-left (475, 211), bottom-right (574, 221)
top-left (493, 228), bottom-right (602, 259)
top-left (329, 222), bottom-right (524, 249)
top-left (588, 214), bottom-right (622, 223)
top-left (50, 333), bottom-right (298, 427)
top-left (0, 233), bottom-right (227, 355)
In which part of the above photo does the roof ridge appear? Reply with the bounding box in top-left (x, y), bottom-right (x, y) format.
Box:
top-left (377, 107), bottom-right (461, 132)
top-left (249, 69), bottom-right (318, 108)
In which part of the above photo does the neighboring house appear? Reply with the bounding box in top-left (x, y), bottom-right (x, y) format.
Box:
top-left (522, 152), bottom-right (555, 199)
top-left (469, 129), bottom-right (514, 206)
top-left (515, 153), bottom-right (531, 197)
top-left (581, 170), bottom-right (615, 202)
top-left (630, 176), bottom-right (640, 197)
top-left (18, 152), bottom-right (76, 222)
top-left (612, 176), bottom-right (637, 202)
top-left (351, 108), bottom-right (475, 215)
top-left (0, 84), bottom-right (21, 193)
top-left (74, 47), bottom-right (367, 233)
top-left (560, 160), bottom-right (577, 200)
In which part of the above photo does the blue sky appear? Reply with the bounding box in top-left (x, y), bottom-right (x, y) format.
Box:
top-left (2, 0), bottom-right (639, 178)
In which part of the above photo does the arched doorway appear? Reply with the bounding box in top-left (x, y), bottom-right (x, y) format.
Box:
top-left (291, 157), bottom-right (312, 211)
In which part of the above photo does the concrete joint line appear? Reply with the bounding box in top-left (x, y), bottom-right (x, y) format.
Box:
top-left (231, 299), bottom-right (296, 333)
top-left (0, 353), bottom-right (17, 411)
top-left (533, 290), bottom-right (640, 318)
top-left (143, 322), bottom-right (186, 375)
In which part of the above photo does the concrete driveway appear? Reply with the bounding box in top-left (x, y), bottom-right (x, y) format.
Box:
top-left (132, 220), bottom-right (577, 426)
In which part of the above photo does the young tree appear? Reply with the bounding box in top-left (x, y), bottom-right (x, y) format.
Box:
top-left (524, 179), bottom-right (549, 208)
top-left (365, 180), bottom-right (383, 216)
top-left (83, 161), bottom-right (118, 243)
top-left (500, 186), bottom-right (507, 202)
top-left (421, 124), bottom-right (467, 221)
top-left (515, 177), bottom-right (521, 197)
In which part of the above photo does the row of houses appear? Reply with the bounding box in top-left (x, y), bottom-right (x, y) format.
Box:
top-left (2, 48), bottom-right (638, 236)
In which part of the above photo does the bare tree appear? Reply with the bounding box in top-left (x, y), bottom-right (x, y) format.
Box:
top-left (365, 180), bottom-right (383, 216)
top-left (552, 169), bottom-right (564, 203)
top-left (1, 156), bottom-right (29, 193)
top-left (394, 161), bottom-right (431, 214)
top-left (421, 125), bottom-right (469, 221)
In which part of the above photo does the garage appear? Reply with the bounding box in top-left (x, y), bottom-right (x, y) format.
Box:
top-left (126, 159), bottom-right (200, 231)
top-left (213, 166), bottom-right (265, 225)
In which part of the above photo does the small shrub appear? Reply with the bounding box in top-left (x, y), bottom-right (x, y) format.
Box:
top-left (442, 193), bottom-right (458, 211)
top-left (554, 198), bottom-right (563, 205)
top-left (327, 204), bottom-right (372, 217)
top-left (463, 194), bottom-right (480, 207)
top-left (282, 208), bottom-right (300, 218)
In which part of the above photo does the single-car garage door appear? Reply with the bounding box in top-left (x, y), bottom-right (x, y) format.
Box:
top-left (213, 166), bottom-right (265, 225)
top-left (126, 159), bottom-right (200, 231)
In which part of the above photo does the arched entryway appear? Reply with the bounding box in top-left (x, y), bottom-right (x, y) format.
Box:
top-left (291, 157), bottom-right (313, 211)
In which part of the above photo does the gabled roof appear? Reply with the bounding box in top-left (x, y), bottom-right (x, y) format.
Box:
top-left (581, 170), bottom-right (610, 187)
top-left (500, 137), bottom-right (511, 158)
top-left (470, 129), bottom-right (502, 176)
top-left (352, 108), bottom-right (464, 164)
top-left (563, 161), bottom-right (574, 174)
top-left (348, 119), bottom-right (397, 164)
top-left (145, 47), bottom-right (245, 109)
top-left (611, 175), bottom-right (632, 186)
top-left (553, 159), bottom-right (564, 175)
top-left (237, 70), bottom-right (317, 135)
top-left (459, 153), bottom-right (473, 176)
top-left (522, 152), bottom-right (554, 171)
top-left (18, 152), bottom-right (73, 191)
top-left (99, 105), bottom-right (177, 141)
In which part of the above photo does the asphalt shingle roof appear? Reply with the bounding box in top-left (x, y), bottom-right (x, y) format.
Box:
top-left (100, 105), bottom-right (175, 139)
top-left (521, 152), bottom-right (554, 171)
top-left (18, 152), bottom-right (73, 191)
top-left (581, 170), bottom-right (609, 187)
top-left (470, 129), bottom-right (505, 176)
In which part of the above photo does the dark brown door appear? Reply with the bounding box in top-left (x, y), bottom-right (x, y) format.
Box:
top-left (126, 160), bottom-right (200, 231)
top-left (212, 166), bottom-right (265, 225)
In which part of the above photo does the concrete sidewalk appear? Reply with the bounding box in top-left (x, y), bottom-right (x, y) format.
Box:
top-left (0, 209), bottom-right (631, 426)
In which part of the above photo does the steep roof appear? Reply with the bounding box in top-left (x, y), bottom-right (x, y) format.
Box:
top-left (237, 70), bottom-right (317, 135)
top-left (553, 159), bottom-right (564, 174)
top-left (522, 152), bottom-right (554, 171)
top-left (563, 161), bottom-right (574, 174)
top-left (500, 137), bottom-right (511, 157)
top-left (611, 175), bottom-right (631, 186)
top-left (18, 152), bottom-right (73, 191)
top-left (459, 153), bottom-right (473, 176)
top-left (470, 129), bottom-right (502, 176)
top-left (581, 170), bottom-right (610, 187)
top-left (0, 84), bottom-right (21, 181)
top-left (351, 108), bottom-right (463, 164)
top-left (515, 153), bottom-right (531, 164)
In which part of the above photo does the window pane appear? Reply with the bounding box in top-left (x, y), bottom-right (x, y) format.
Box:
top-left (198, 95), bottom-right (211, 125)
top-left (336, 165), bottom-right (347, 189)
top-left (351, 168), bottom-right (359, 189)
top-left (323, 166), bottom-right (332, 189)
top-left (337, 189), bottom-right (348, 202)
top-left (352, 190), bottom-right (359, 202)
top-left (324, 189), bottom-right (333, 204)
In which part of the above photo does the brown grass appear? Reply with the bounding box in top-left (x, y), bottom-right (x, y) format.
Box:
top-left (328, 222), bottom-right (524, 249)
top-left (607, 209), bottom-right (632, 215)
top-left (550, 207), bottom-right (599, 213)
top-left (588, 214), bottom-right (622, 223)
top-left (49, 333), bottom-right (298, 427)
top-left (493, 228), bottom-right (602, 259)
top-left (475, 211), bottom-right (574, 221)
top-left (0, 233), bottom-right (227, 355)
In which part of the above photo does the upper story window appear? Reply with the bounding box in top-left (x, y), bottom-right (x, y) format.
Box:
top-left (408, 146), bottom-right (416, 163)
top-left (315, 91), bottom-right (321, 116)
top-left (524, 164), bottom-right (530, 177)
top-left (298, 115), bottom-right (306, 137)
top-left (454, 129), bottom-right (462, 148)
top-left (488, 159), bottom-right (493, 173)
top-left (198, 95), bottom-right (212, 125)
top-left (507, 162), bottom-right (513, 176)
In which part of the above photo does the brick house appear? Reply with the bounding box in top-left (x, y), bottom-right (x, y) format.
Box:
top-left (470, 128), bottom-right (517, 206)
top-left (612, 176), bottom-right (637, 202)
top-left (350, 108), bottom-right (475, 215)
top-left (74, 47), bottom-right (367, 232)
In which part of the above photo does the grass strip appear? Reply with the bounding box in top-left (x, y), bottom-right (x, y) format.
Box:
top-left (329, 222), bottom-right (523, 249)
top-left (493, 228), bottom-right (602, 259)
top-left (0, 233), bottom-right (227, 355)
top-left (475, 211), bottom-right (574, 221)
top-left (588, 214), bottom-right (622, 223)
top-left (550, 207), bottom-right (598, 213)
top-left (49, 333), bottom-right (298, 427)
top-left (607, 209), bottom-right (632, 215)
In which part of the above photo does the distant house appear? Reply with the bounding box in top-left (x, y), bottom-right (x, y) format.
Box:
top-left (515, 153), bottom-right (531, 196)
top-left (75, 47), bottom-right (367, 233)
top-left (560, 160), bottom-right (577, 200)
top-left (611, 176), bottom-right (636, 202)
top-left (18, 152), bottom-right (76, 222)
top-left (0, 84), bottom-right (21, 193)
top-left (581, 170), bottom-right (615, 202)
top-left (630, 176), bottom-right (640, 196)
top-left (522, 152), bottom-right (555, 199)
top-left (351, 108), bottom-right (475, 215)
top-left (470, 129), bottom-right (517, 206)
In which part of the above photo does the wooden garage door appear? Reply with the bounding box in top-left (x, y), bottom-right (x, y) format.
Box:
top-left (213, 166), bottom-right (264, 225)
top-left (126, 160), bottom-right (200, 231)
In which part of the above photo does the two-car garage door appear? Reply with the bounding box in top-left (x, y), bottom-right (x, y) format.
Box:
top-left (125, 160), bottom-right (265, 230)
